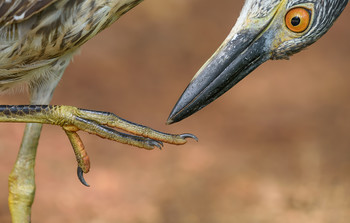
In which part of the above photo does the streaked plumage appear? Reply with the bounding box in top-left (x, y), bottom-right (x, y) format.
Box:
top-left (0, 0), bottom-right (57, 24)
top-left (0, 0), bottom-right (142, 94)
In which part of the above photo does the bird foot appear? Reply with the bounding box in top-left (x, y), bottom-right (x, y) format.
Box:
top-left (0, 105), bottom-right (197, 186)
top-left (20, 105), bottom-right (198, 186)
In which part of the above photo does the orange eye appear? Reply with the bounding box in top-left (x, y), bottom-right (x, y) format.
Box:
top-left (285, 7), bottom-right (311, 33)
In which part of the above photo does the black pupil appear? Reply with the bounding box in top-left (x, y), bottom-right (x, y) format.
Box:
top-left (291, 16), bottom-right (301, 26)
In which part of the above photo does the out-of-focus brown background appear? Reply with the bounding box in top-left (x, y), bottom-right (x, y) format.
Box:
top-left (0, 0), bottom-right (349, 222)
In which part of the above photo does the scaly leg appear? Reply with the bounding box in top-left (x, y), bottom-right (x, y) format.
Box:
top-left (6, 104), bottom-right (197, 218)
top-left (8, 123), bottom-right (42, 223)
top-left (6, 66), bottom-right (197, 222)
top-left (7, 69), bottom-right (66, 223)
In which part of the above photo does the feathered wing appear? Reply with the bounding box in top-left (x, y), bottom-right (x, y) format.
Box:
top-left (0, 0), bottom-right (59, 25)
top-left (0, 0), bottom-right (141, 73)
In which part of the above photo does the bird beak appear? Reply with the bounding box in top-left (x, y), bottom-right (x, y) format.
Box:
top-left (167, 4), bottom-right (281, 124)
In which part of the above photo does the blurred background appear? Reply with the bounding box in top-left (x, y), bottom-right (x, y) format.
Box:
top-left (0, 0), bottom-right (349, 222)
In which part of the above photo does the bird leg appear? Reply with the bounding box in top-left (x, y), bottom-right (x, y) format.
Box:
top-left (1, 105), bottom-right (197, 186)
top-left (7, 72), bottom-right (65, 222)
top-left (8, 123), bottom-right (42, 223)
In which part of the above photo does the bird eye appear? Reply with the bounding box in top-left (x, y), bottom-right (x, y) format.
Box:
top-left (285, 7), bottom-right (311, 33)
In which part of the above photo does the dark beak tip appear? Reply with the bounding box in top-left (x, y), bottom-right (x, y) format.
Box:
top-left (166, 118), bottom-right (174, 125)
top-left (166, 112), bottom-right (181, 125)
top-left (166, 105), bottom-right (183, 125)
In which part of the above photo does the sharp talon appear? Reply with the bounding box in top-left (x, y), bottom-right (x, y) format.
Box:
top-left (155, 141), bottom-right (163, 150)
top-left (149, 140), bottom-right (163, 150)
top-left (77, 166), bottom-right (90, 187)
top-left (180, 133), bottom-right (198, 142)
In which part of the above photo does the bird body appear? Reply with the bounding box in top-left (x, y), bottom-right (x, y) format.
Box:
top-left (0, 0), bottom-right (142, 93)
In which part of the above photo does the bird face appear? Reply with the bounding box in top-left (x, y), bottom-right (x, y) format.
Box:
top-left (167, 0), bottom-right (348, 124)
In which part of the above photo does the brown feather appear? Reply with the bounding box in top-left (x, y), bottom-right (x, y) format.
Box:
top-left (0, 0), bottom-right (58, 25)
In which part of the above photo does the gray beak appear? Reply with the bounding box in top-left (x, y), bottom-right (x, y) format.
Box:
top-left (167, 28), bottom-right (272, 124)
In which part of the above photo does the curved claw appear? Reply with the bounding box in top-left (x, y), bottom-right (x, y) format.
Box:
top-left (180, 133), bottom-right (198, 142)
top-left (149, 140), bottom-right (163, 150)
top-left (77, 166), bottom-right (90, 187)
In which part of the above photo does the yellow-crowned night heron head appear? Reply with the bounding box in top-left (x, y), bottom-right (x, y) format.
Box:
top-left (167, 0), bottom-right (348, 124)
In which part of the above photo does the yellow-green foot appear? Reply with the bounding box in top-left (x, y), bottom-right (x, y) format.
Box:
top-left (0, 105), bottom-right (197, 186)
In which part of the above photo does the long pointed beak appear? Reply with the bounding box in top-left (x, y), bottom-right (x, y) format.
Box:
top-left (167, 18), bottom-right (275, 124)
